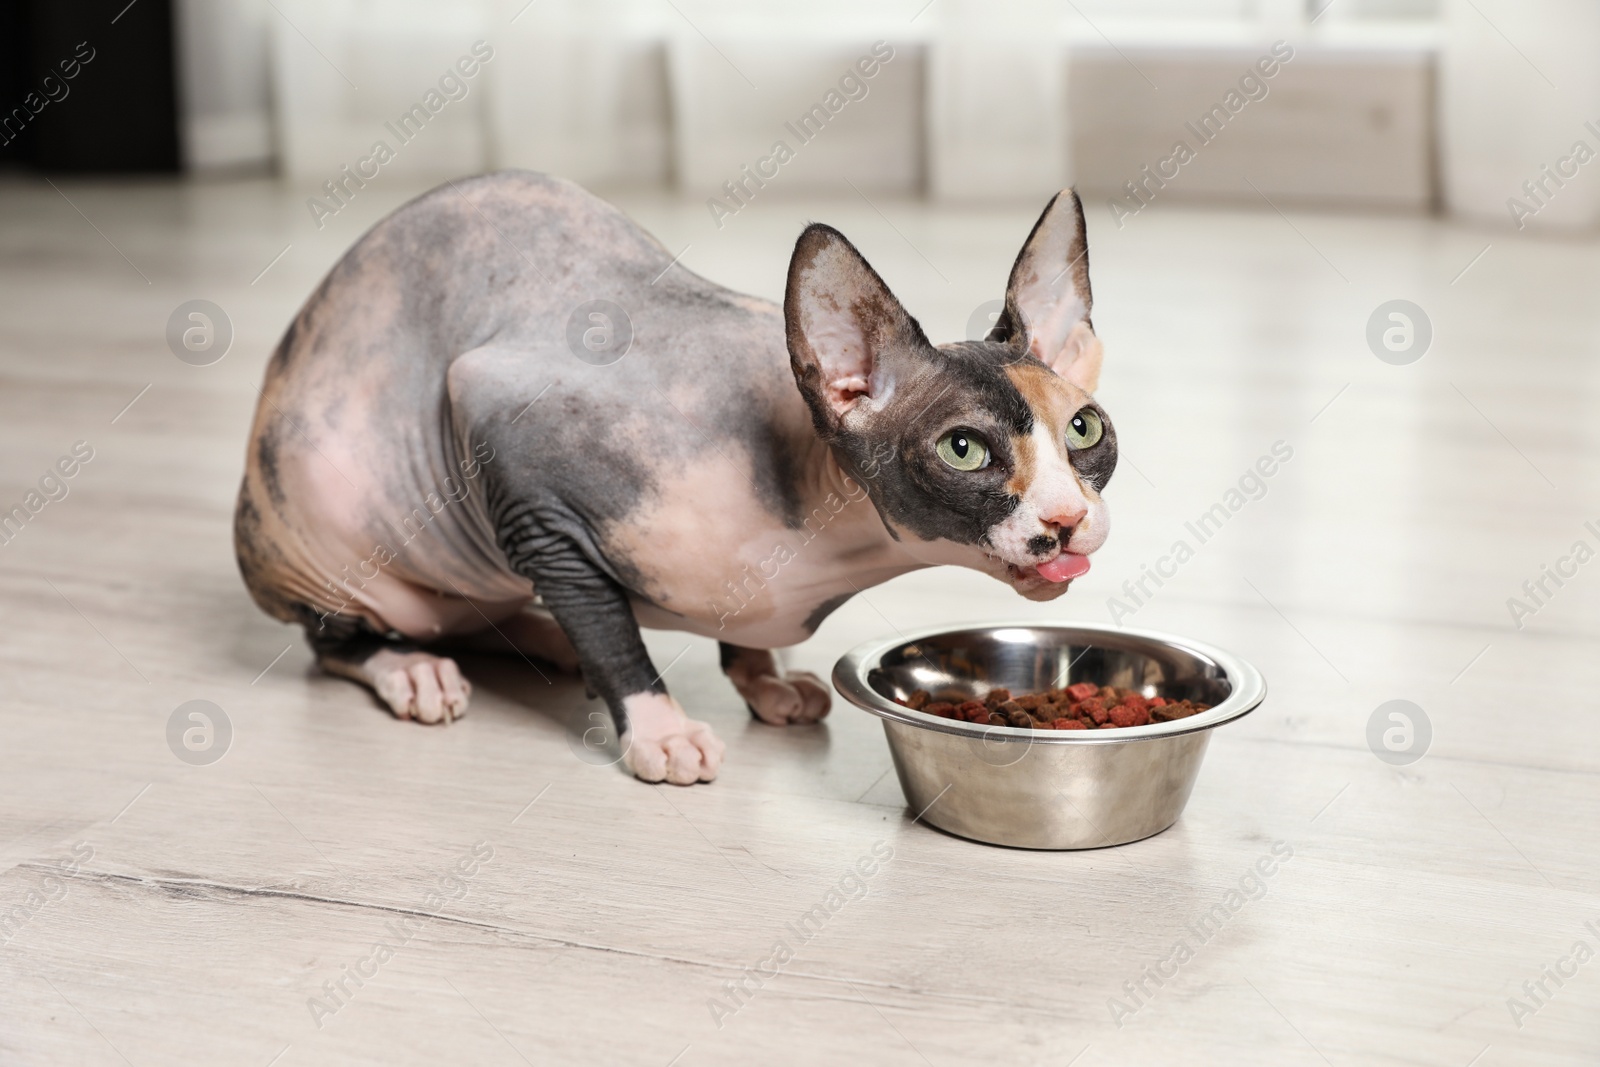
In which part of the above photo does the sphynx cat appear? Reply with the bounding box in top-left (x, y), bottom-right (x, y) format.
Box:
top-left (235, 172), bottom-right (1116, 784)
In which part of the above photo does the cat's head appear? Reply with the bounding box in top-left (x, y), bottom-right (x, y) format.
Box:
top-left (784, 189), bottom-right (1115, 601)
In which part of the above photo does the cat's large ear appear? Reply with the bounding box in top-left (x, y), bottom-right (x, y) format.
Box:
top-left (991, 189), bottom-right (1102, 393)
top-left (785, 223), bottom-right (931, 432)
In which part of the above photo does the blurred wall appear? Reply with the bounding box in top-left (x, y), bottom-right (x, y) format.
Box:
top-left (164, 0), bottom-right (1483, 221)
top-left (1438, 0), bottom-right (1600, 230)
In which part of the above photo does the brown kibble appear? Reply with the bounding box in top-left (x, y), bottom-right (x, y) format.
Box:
top-left (937, 683), bottom-right (1203, 733)
top-left (1152, 700), bottom-right (1203, 722)
top-left (1109, 703), bottom-right (1151, 728)
top-left (906, 689), bottom-right (931, 710)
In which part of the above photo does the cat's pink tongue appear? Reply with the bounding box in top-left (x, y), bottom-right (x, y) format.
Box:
top-left (1035, 552), bottom-right (1091, 583)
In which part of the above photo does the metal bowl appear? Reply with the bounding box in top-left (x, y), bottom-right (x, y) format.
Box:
top-left (832, 622), bottom-right (1266, 849)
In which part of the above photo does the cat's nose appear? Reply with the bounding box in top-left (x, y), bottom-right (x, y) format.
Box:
top-left (1042, 504), bottom-right (1087, 530)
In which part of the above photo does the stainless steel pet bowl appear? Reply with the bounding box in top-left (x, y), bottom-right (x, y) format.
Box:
top-left (833, 622), bottom-right (1266, 849)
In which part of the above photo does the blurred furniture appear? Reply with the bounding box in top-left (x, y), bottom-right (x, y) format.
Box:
top-left (3, 0), bottom-right (180, 172)
top-left (171, 0), bottom-right (1448, 214)
top-left (1072, 23), bottom-right (1436, 212)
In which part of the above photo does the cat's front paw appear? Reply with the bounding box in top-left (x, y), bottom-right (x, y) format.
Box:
top-left (620, 692), bottom-right (725, 785)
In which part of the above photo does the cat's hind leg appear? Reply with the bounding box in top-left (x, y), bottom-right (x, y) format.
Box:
top-left (718, 643), bottom-right (831, 725)
top-left (314, 631), bottom-right (472, 725)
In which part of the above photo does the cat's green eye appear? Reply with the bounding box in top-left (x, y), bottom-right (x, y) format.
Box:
top-left (936, 430), bottom-right (990, 471)
top-left (1066, 408), bottom-right (1104, 450)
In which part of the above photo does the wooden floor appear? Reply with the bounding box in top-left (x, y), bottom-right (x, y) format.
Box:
top-left (1, 172), bottom-right (1597, 1066)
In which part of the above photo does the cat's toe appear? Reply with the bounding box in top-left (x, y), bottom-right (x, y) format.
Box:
top-left (746, 672), bottom-right (831, 725)
top-left (786, 672), bottom-right (832, 722)
top-left (621, 693), bottom-right (724, 783)
top-left (370, 653), bottom-right (470, 723)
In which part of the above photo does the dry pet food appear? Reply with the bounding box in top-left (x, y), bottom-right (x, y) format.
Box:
top-left (896, 682), bottom-right (1209, 731)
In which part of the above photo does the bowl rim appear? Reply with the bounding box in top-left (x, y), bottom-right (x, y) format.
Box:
top-left (832, 620), bottom-right (1266, 745)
